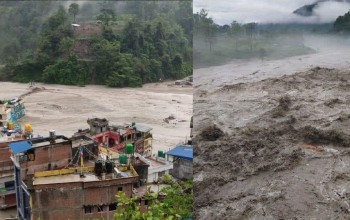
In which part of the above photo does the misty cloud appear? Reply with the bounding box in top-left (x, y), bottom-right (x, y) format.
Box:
top-left (193, 0), bottom-right (350, 24)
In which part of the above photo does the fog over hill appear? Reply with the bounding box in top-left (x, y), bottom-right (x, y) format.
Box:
top-left (194, 0), bottom-right (350, 24)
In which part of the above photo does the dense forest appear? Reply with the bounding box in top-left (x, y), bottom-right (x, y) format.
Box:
top-left (334, 10), bottom-right (350, 32)
top-left (0, 1), bottom-right (192, 87)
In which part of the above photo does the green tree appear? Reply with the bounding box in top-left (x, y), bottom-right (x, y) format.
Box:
top-left (96, 8), bottom-right (116, 26)
top-left (0, 2), bottom-right (192, 87)
top-left (244, 22), bottom-right (258, 52)
top-left (42, 54), bottom-right (88, 85)
top-left (172, 54), bottom-right (183, 79)
top-left (39, 5), bottom-right (72, 62)
top-left (114, 180), bottom-right (193, 220)
top-left (230, 21), bottom-right (243, 49)
top-left (68, 3), bottom-right (79, 23)
top-left (92, 39), bottom-right (121, 84)
top-left (194, 9), bottom-right (217, 51)
top-left (334, 11), bottom-right (350, 32)
top-left (59, 38), bottom-right (74, 57)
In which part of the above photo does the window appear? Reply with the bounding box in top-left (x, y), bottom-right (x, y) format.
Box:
top-left (109, 203), bottom-right (117, 211)
top-left (97, 205), bottom-right (103, 213)
top-left (26, 149), bottom-right (35, 161)
top-left (144, 200), bottom-right (149, 206)
top-left (118, 187), bottom-right (123, 191)
top-left (5, 181), bottom-right (15, 191)
top-left (84, 206), bottom-right (92, 214)
top-left (108, 138), bottom-right (115, 146)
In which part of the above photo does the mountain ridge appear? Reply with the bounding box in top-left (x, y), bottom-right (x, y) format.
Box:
top-left (294, 0), bottom-right (350, 16)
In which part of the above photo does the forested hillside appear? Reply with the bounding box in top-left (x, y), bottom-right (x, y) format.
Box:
top-left (0, 1), bottom-right (192, 87)
top-left (193, 9), bottom-right (315, 68)
top-left (334, 10), bottom-right (350, 32)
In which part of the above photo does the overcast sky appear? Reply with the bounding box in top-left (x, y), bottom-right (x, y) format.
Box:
top-left (193, 0), bottom-right (350, 25)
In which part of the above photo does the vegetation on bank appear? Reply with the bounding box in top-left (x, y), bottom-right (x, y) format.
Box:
top-left (0, 1), bottom-right (192, 87)
top-left (193, 9), bottom-right (319, 68)
top-left (114, 176), bottom-right (193, 220)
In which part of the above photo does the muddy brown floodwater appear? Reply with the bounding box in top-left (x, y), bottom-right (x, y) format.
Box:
top-left (194, 35), bottom-right (350, 219)
top-left (0, 82), bottom-right (193, 219)
top-left (0, 81), bottom-right (193, 154)
top-left (0, 81), bottom-right (192, 219)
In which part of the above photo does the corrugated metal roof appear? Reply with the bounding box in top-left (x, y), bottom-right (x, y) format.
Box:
top-left (8, 140), bottom-right (32, 154)
top-left (166, 145), bottom-right (193, 161)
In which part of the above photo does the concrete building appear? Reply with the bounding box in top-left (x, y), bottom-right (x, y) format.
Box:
top-left (146, 156), bottom-right (173, 183)
top-left (166, 145), bottom-right (193, 180)
top-left (86, 118), bottom-right (153, 157)
top-left (9, 134), bottom-right (145, 220)
top-left (87, 118), bottom-right (109, 135)
top-left (1, 98), bottom-right (25, 128)
top-left (10, 135), bottom-right (72, 219)
top-left (0, 141), bottom-right (17, 209)
top-left (0, 100), bottom-right (10, 127)
top-left (0, 130), bottom-right (30, 209)
top-left (71, 134), bottom-right (98, 164)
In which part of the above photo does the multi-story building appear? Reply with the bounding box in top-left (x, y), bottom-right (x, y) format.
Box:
top-left (9, 134), bottom-right (141, 220)
top-left (86, 118), bottom-right (153, 157)
top-left (0, 141), bottom-right (17, 209)
top-left (0, 130), bottom-right (29, 209)
top-left (0, 98), bottom-right (25, 129)
top-left (0, 100), bottom-right (10, 128)
top-left (166, 145), bottom-right (193, 180)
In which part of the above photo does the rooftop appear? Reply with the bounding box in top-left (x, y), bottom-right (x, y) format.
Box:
top-left (33, 173), bottom-right (99, 185)
top-left (33, 165), bottom-right (137, 186)
top-left (166, 145), bottom-right (193, 161)
top-left (8, 135), bottom-right (70, 154)
top-left (146, 157), bottom-right (173, 173)
top-left (134, 124), bottom-right (152, 133)
top-left (71, 135), bottom-right (96, 148)
top-left (87, 118), bottom-right (108, 126)
top-left (31, 136), bottom-right (70, 148)
top-left (8, 141), bottom-right (32, 154)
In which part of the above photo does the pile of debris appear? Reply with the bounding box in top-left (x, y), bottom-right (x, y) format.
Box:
top-left (174, 76), bottom-right (193, 86)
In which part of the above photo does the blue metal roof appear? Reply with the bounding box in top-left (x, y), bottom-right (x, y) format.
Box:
top-left (166, 145), bottom-right (193, 161)
top-left (8, 141), bottom-right (32, 154)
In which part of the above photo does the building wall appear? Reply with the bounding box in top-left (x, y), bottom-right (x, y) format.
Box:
top-left (32, 186), bottom-right (84, 220)
top-left (0, 142), bottom-right (16, 209)
top-left (134, 163), bottom-right (148, 185)
top-left (31, 177), bottom-right (137, 220)
top-left (135, 138), bottom-right (145, 155)
top-left (171, 158), bottom-right (193, 180)
top-left (19, 141), bottom-right (72, 178)
top-left (0, 142), bottom-right (12, 160)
